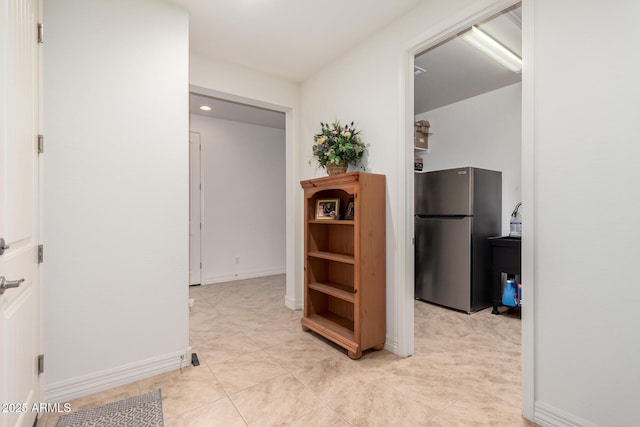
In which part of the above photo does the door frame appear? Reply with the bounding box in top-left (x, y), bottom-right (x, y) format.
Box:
top-left (397, 0), bottom-right (534, 419)
top-left (0, 0), bottom-right (43, 423)
top-left (188, 131), bottom-right (202, 286)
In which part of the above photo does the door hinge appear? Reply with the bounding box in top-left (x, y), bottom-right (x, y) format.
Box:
top-left (37, 354), bottom-right (44, 374)
top-left (38, 245), bottom-right (44, 264)
top-left (37, 23), bottom-right (44, 44)
top-left (37, 134), bottom-right (44, 154)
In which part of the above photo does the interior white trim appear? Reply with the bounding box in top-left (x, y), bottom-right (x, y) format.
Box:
top-left (37, 0), bottom-right (45, 408)
top-left (284, 294), bottom-right (301, 310)
top-left (534, 402), bottom-right (599, 427)
top-left (383, 336), bottom-right (399, 355)
top-left (200, 268), bottom-right (286, 286)
top-left (44, 349), bottom-right (191, 403)
top-left (520, 0), bottom-right (535, 420)
top-left (189, 131), bottom-right (203, 286)
top-left (396, 36), bottom-right (415, 358)
top-left (398, 0), bottom-right (532, 416)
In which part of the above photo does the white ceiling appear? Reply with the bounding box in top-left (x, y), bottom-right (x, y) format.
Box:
top-left (169, 0), bottom-right (424, 82)
top-left (177, 1), bottom-right (521, 126)
top-left (414, 5), bottom-right (522, 114)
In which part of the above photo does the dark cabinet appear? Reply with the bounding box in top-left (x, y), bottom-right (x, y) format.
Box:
top-left (489, 236), bottom-right (521, 314)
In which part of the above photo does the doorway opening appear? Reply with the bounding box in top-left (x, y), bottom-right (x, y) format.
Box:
top-left (402, 0), bottom-right (532, 418)
top-left (413, 3), bottom-right (523, 292)
top-left (188, 92), bottom-right (287, 287)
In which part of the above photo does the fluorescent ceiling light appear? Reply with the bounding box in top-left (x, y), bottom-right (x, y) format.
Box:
top-left (199, 105), bottom-right (211, 111)
top-left (460, 26), bottom-right (522, 73)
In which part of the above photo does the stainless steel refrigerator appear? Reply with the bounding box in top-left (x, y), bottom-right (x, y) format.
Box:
top-left (415, 167), bottom-right (501, 313)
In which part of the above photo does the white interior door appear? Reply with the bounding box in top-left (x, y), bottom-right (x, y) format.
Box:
top-left (0, 0), bottom-right (41, 426)
top-left (189, 132), bottom-right (202, 286)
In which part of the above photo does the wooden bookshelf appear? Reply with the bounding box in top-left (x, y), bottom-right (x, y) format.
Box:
top-left (300, 172), bottom-right (386, 359)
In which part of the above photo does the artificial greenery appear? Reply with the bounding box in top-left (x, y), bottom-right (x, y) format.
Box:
top-left (312, 120), bottom-right (366, 168)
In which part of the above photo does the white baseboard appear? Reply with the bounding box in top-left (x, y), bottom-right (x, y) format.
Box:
top-left (201, 267), bottom-right (285, 285)
top-left (535, 401), bottom-right (599, 427)
top-left (285, 294), bottom-right (301, 310)
top-left (44, 348), bottom-right (191, 403)
top-left (384, 336), bottom-right (399, 355)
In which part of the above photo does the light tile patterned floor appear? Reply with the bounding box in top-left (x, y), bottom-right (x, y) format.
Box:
top-left (38, 274), bottom-right (535, 426)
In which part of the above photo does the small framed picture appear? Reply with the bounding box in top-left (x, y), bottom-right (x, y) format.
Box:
top-left (316, 198), bottom-right (340, 220)
top-left (344, 197), bottom-right (355, 220)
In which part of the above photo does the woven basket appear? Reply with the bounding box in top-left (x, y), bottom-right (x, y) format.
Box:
top-left (326, 161), bottom-right (348, 176)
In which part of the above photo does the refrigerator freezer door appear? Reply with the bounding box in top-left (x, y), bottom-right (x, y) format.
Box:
top-left (415, 216), bottom-right (472, 312)
top-left (415, 168), bottom-right (472, 216)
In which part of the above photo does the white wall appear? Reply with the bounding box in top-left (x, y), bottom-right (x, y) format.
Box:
top-left (43, 0), bottom-right (189, 401)
top-left (301, 0), bottom-right (504, 354)
top-left (189, 54), bottom-right (303, 309)
top-left (416, 83), bottom-right (522, 235)
top-left (302, 0), bottom-right (640, 421)
top-left (190, 114), bottom-right (286, 283)
top-left (190, 54), bottom-right (300, 110)
top-left (531, 1), bottom-right (640, 426)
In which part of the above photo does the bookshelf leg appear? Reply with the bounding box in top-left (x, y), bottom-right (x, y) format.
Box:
top-left (348, 350), bottom-right (362, 360)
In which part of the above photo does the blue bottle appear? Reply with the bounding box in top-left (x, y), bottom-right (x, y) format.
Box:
top-left (502, 279), bottom-right (517, 307)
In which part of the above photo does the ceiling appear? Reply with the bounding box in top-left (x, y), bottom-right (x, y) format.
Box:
top-left (414, 5), bottom-right (522, 114)
top-left (179, 1), bottom-right (521, 127)
top-left (169, 0), bottom-right (424, 82)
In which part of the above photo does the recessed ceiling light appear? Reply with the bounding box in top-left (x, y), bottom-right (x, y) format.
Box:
top-left (199, 105), bottom-right (211, 111)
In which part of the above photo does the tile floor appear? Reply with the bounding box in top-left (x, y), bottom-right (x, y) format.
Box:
top-left (38, 274), bottom-right (534, 426)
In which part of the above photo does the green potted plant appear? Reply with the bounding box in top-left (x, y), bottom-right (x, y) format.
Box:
top-left (312, 120), bottom-right (366, 175)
